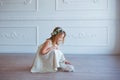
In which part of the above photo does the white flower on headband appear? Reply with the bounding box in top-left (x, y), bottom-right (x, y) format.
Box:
top-left (51, 31), bottom-right (57, 35)
top-left (51, 28), bottom-right (63, 36)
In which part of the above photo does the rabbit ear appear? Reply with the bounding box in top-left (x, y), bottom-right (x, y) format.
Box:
top-left (60, 62), bottom-right (75, 72)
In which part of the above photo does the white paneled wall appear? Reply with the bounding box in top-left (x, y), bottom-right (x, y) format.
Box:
top-left (56, 0), bottom-right (108, 10)
top-left (0, 0), bottom-right (119, 54)
top-left (0, 0), bottom-right (38, 11)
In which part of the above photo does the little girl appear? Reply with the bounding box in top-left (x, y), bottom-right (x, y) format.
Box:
top-left (31, 27), bottom-right (75, 73)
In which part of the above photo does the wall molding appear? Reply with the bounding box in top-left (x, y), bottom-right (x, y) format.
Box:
top-left (64, 26), bottom-right (109, 47)
top-left (56, 0), bottom-right (108, 11)
top-left (0, 18), bottom-right (118, 21)
top-left (0, 0), bottom-right (38, 12)
top-left (0, 26), bottom-right (39, 46)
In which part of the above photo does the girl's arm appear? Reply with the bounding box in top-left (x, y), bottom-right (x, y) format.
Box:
top-left (40, 40), bottom-right (57, 55)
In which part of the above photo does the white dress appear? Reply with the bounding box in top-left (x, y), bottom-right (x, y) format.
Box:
top-left (31, 40), bottom-right (74, 73)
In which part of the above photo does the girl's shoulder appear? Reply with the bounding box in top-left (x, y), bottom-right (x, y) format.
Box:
top-left (46, 38), bottom-right (52, 43)
top-left (43, 39), bottom-right (52, 46)
top-left (37, 39), bottom-right (52, 49)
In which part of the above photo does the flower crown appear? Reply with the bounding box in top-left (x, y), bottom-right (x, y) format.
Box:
top-left (51, 28), bottom-right (64, 36)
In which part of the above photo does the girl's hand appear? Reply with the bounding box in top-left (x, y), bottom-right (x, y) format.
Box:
top-left (64, 60), bottom-right (71, 65)
top-left (50, 46), bottom-right (58, 50)
top-left (53, 46), bottom-right (58, 49)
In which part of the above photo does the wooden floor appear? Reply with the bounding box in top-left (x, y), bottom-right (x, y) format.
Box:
top-left (0, 54), bottom-right (120, 80)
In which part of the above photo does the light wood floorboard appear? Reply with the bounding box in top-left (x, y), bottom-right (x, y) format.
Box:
top-left (0, 54), bottom-right (120, 80)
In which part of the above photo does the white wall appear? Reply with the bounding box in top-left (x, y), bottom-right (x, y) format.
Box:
top-left (0, 0), bottom-right (120, 54)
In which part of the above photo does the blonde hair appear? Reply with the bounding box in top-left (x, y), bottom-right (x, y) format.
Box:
top-left (50, 27), bottom-right (66, 44)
